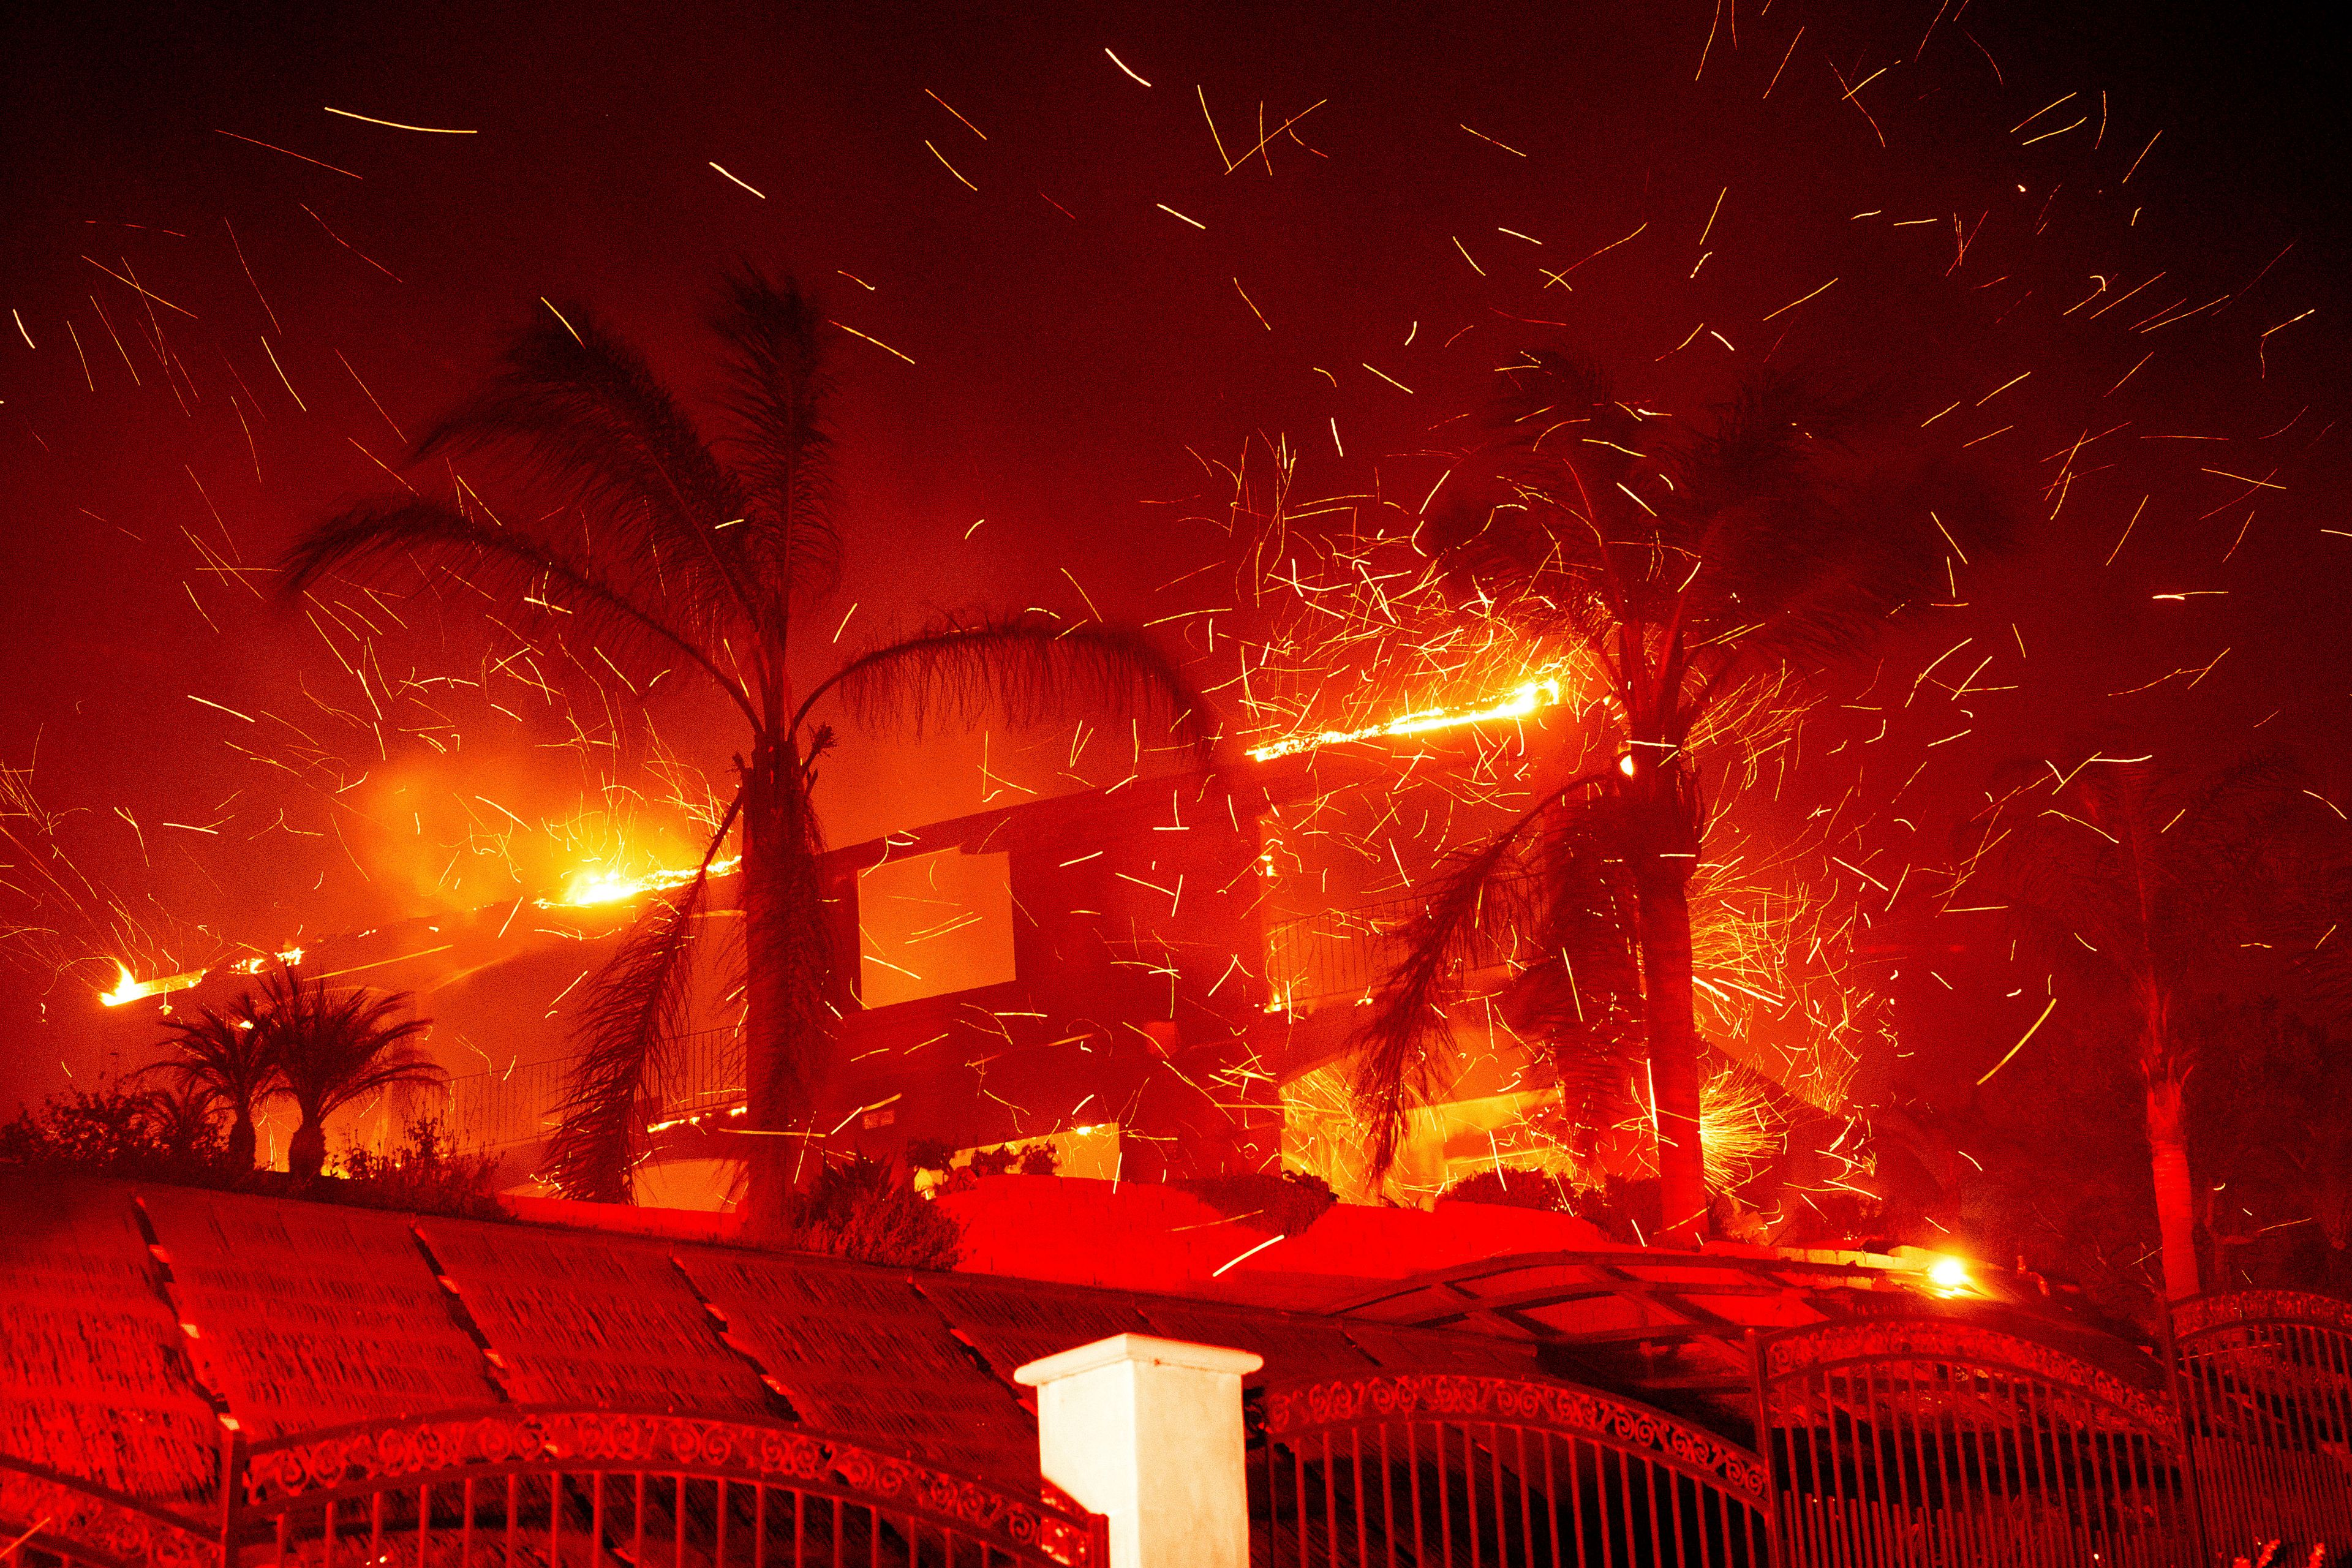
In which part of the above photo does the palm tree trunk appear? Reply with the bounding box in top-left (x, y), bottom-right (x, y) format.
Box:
top-left (739, 740), bottom-right (826, 1238)
top-left (1635, 874), bottom-right (1709, 1242)
top-left (2144, 1074), bottom-right (2201, 1300)
top-left (227, 1113), bottom-right (257, 1172)
top-left (288, 1116), bottom-right (326, 1180)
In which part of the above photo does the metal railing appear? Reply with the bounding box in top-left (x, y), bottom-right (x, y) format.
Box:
top-left (2171, 1288), bottom-right (2352, 1560)
top-left (1253, 1371), bottom-right (1771, 1566)
top-left (438, 1028), bottom-right (743, 1152)
top-left (1, 1408), bottom-right (1108, 1568)
top-left (1263, 891), bottom-right (1529, 1013)
top-left (10, 1295), bottom-right (2352, 1567)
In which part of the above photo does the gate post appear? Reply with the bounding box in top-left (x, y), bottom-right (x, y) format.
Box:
top-left (1016, 1334), bottom-right (1264, 1568)
top-left (2156, 1298), bottom-right (2215, 1566)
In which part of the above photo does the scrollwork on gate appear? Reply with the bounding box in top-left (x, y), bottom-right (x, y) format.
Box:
top-left (1761, 1318), bottom-right (2174, 1433)
top-left (236, 1408), bottom-right (1096, 1565)
top-left (0, 1458), bottom-right (214, 1568)
top-left (2171, 1289), bottom-right (2352, 1343)
top-left (1259, 1372), bottom-right (1768, 1506)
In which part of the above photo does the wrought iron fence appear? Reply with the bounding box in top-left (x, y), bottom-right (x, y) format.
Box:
top-left (2170, 1288), bottom-right (2352, 1561)
top-left (1251, 1371), bottom-right (1773, 1566)
top-left (215, 1406), bottom-right (1105, 1568)
top-left (13, 1297), bottom-right (2352, 1568)
top-left (437, 1029), bottom-right (743, 1152)
top-left (1755, 1314), bottom-right (2199, 1568)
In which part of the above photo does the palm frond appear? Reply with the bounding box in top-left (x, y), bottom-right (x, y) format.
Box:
top-left (1964, 751), bottom-right (2324, 1084)
top-left (709, 271), bottom-right (841, 610)
top-left (545, 793), bottom-right (741, 1203)
top-left (1501, 807), bottom-right (1650, 1162)
top-left (136, 994), bottom-right (280, 1118)
top-left (1348, 781), bottom-right (1620, 1180)
top-left (413, 300), bottom-right (758, 636)
top-left (1717, 455), bottom-right (2008, 670)
top-left (258, 966), bottom-right (440, 1121)
top-left (799, 612), bottom-right (1208, 759)
top-left (280, 496), bottom-right (758, 723)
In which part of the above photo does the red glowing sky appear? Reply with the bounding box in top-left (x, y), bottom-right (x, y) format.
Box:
top-left (2, 0), bottom-right (2346, 1102)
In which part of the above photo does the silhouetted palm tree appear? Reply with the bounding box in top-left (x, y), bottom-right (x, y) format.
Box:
top-left (1963, 755), bottom-right (2318, 1300)
top-left (1354, 353), bottom-right (1999, 1238)
top-left (137, 992), bottom-right (279, 1169)
top-left (282, 273), bottom-right (1200, 1231)
top-left (256, 965), bottom-right (440, 1180)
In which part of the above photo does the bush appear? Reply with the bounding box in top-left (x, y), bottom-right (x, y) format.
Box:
top-left (788, 1156), bottom-right (964, 1269)
top-left (0, 1085), bottom-right (231, 1179)
top-left (1439, 1169), bottom-right (1576, 1212)
top-left (967, 1140), bottom-right (1060, 1178)
top-left (1178, 1169), bottom-right (1337, 1234)
top-left (336, 1115), bottom-right (504, 1219)
top-left (903, 1137), bottom-right (954, 1174)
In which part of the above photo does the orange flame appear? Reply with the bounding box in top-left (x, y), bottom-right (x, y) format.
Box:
top-left (1248, 677), bottom-right (1564, 763)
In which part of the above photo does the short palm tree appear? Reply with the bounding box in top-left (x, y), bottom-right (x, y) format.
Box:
top-left (256, 965), bottom-right (440, 1179)
top-left (137, 992), bottom-right (279, 1169)
top-left (281, 273), bottom-right (1200, 1231)
top-left (1963, 755), bottom-right (2312, 1300)
top-left (1353, 352), bottom-right (1999, 1238)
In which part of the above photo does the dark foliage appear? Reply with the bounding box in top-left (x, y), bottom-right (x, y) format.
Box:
top-left (785, 1156), bottom-right (964, 1270)
top-left (0, 1084), bottom-right (230, 1178)
top-left (336, 1115), bottom-right (505, 1220)
top-left (966, 1140), bottom-right (1061, 1178)
top-left (1438, 1168), bottom-right (1577, 1212)
top-left (1437, 1167), bottom-right (1664, 1245)
top-left (1178, 1169), bottom-right (1338, 1235)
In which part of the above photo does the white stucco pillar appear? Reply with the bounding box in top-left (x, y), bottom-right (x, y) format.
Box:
top-left (1013, 1333), bottom-right (1264, 1568)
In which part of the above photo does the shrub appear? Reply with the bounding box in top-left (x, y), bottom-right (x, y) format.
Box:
top-left (336, 1115), bottom-right (505, 1219)
top-left (788, 1156), bottom-right (964, 1269)
top-left (1178, 1169), bottom-right (1337, 1234)
top-left (903, 1137), bottom-right (954, 1174)
top-left (967, 1140), bottom-right (1059, 1178)
top-left (1439, 1169), bottom-right (1576, 1212)
top-left (0, 1085), bottom-right (231, 1179)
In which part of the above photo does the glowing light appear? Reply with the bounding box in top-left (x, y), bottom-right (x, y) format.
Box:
top-left (1248, 677), bottom-right (1563, 763)
top-left (99, 962), bottom-right (206, 1008)
top-left (1928, 1256), bottom-right (1972, 1291)
top-left (230, 948), bottom-right (304, 975)
top-left (540, 856), bottom-right (741, 909)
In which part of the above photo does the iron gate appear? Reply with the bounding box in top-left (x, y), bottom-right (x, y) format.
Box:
top-left (1756, 1316), bottom-right (2194, 1566)
top-left (4, 1411), bottom-right (1106, 1568)
top-left (2169, 1288), bottom-right (2352, 1560)
top-left (1253, 1370), bottom-right (1773, 1566)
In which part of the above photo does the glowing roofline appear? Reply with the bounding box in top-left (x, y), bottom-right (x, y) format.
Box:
top-left (1246, 677), bottom-right (1564, 763)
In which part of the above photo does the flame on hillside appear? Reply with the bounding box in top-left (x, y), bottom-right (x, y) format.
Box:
top-left (540, 856), bottom-right (741, 909)
top-left (98, 962), bottom-right (207, 1008)
top-left (1247, 677), bottom-right (1565, 763)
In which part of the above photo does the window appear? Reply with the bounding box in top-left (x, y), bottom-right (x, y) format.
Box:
top-left (857, 848), bottom-right (1016, 1007)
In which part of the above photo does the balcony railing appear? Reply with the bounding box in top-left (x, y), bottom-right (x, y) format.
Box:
top-left (437, 1027), bottom-right (742, 1152)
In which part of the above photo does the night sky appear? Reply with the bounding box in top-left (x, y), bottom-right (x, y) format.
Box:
top-left (4, 0), bottom-right (2346, 1111)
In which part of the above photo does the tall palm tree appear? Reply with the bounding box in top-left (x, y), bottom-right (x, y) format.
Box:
top-left (281, 273), bottom-right (1200, 1231)
top-left (1352, 352), bottom-right (1999, 1238)
top-left (1962, 755), bottom-right (2313, 1300)
top-left (137, 992), bottom-right (279, 1169)
top-left (256, 965), bottom-right (441, 1179)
